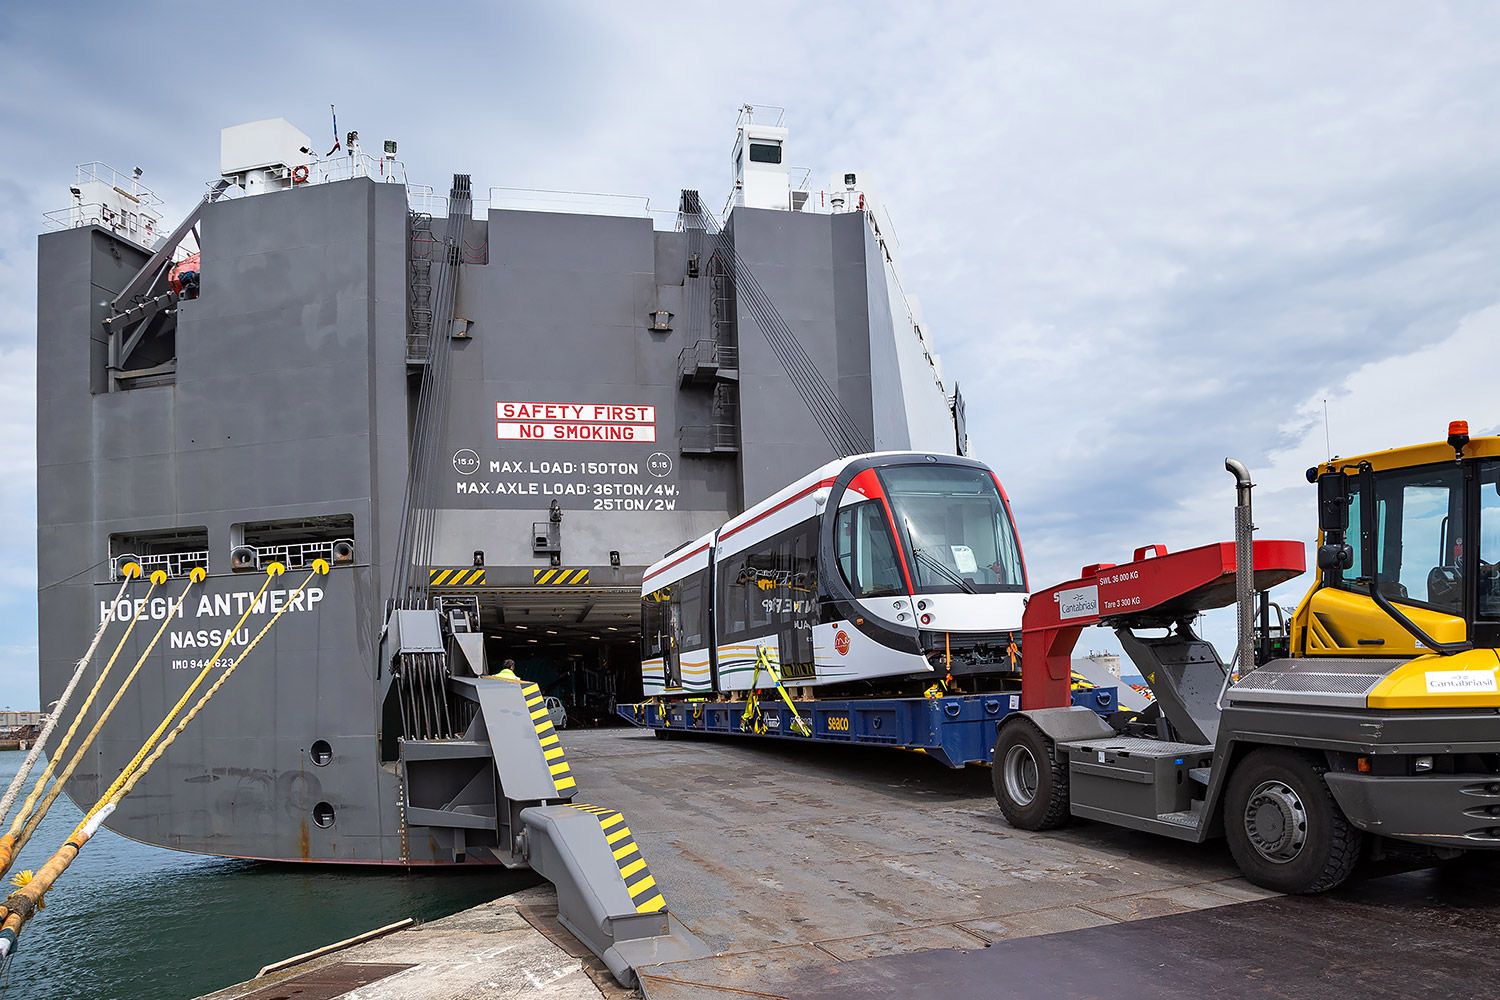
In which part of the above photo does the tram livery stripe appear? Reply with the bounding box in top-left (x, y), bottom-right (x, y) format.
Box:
top-left (533, 568), bottom-right (590, 586)
top-left (567, 803), bottom-right (668, 914)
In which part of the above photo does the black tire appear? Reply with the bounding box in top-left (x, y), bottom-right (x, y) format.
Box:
top-left (992, 720), bottom-right (1070, 830)
top-left (1223, 748), bottom-right (1362, 894)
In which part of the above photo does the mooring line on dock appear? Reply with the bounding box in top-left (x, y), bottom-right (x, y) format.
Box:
top-left (0, 561), bottom-right (330, 969)
top-left (0, 568), bottom-right (166, 876)
top-left (0, 568), bottom-right (138, 831)
top-left (83, 562), bottom-right (292, 826)
top-left (11, 569), bottom-right (208, 860)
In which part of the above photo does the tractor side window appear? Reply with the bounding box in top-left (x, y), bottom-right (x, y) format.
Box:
top-left (1369, 464), bottom-right (1466, 612)
top-left (1337, 486), bottom-right (1364, 586)
top-left (1480, 461), bottom-right (1500, 620)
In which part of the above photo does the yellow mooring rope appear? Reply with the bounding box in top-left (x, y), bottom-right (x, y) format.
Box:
top-left (0, 561), bottom-right (329, 964)
top-left (9, 569), bottom-right (207, 865)
top-left (79, 563), bottom-right (287, 830)
top-left (0, 570), bottom-right (165, 876)
top-left (0, 568), bottom-right (139, 830)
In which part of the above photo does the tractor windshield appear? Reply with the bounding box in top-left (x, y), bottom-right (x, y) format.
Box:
top-left (1338, 462), bottom-right (1468, 613)
top-left (879, 464), bottom-right (1026, 594)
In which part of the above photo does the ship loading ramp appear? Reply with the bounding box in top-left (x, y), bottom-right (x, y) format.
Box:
top-left (383, 609), bottom-right (706, 986)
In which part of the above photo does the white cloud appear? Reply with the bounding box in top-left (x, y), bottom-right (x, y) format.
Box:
top-left (2, 3), bottom-right (1500, 700)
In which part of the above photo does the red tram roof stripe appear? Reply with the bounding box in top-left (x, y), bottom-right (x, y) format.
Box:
top-left (642, 542), bottom-right (710, 584)
top-left (718, 477), bottom-right (838, 542)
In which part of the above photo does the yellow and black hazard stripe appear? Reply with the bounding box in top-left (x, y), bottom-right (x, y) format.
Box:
top-left (533, 568), bottom-right (589, 586)
top-left (568, 803), bottom-right (666, 914)
top-left (521, 681), bottom-right (576, 794)
top-left (430, 567), bottom-right (487, 587)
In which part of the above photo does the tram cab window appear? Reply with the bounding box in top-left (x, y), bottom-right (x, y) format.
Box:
top-left (835, 502), bottom-right (905, 597)
top-left (1480, 461), bottom-right (1500, 619)
top-left (879, 465), bottom-right (1026, 594)
top-left (1339, 464), bottom-right (1466, 612)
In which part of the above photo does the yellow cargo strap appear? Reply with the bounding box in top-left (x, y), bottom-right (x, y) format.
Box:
top-left (739, 646), bottom-right (811, 736)
top-left (925, 632), bottom-right (957, 700)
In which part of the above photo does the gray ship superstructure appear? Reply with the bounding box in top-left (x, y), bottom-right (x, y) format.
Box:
top-left (36, 111), bottom-right (966, 864)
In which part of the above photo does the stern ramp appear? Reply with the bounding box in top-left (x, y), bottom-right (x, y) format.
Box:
top-left (387, 609), bottom-right (705, 986)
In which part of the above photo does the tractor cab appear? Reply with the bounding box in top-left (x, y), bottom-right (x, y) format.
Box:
top-left (1294, 420), bottom-right (1500, 659)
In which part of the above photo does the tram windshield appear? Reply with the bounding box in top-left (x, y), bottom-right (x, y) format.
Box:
top-left (879, 464), bottom-right (1026, 594)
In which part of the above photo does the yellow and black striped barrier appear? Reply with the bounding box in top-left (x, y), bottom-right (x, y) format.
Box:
top-left (534, 567), bottom-right (589, 586)
top-left (522, 682), bottom-right (576, 794)
top-left (430, 567), bottom-right (486, 587)
top-left (567, 803), bottom-right (666, 913)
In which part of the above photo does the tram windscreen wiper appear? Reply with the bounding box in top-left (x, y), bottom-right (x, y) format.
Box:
top-left (911, 547), bottom-right (978, 595)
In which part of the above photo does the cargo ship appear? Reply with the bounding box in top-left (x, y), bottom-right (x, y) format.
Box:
top-left (35, 108), bottom-right (971, 865)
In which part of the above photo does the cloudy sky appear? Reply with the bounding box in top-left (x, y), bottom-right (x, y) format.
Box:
top-left (1, 3), bottom-right (1498, 701)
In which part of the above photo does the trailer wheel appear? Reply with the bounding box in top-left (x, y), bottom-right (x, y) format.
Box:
top-left (1223, 748), bottom-right (1362, 894)
top-left (993, 721), bottom-right (1069, 830)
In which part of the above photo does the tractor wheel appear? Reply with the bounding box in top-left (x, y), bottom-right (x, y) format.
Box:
top-left (1223, 747), bottom-right (1363, 894)
top-left (993, 720), bottom-right (1070, 830)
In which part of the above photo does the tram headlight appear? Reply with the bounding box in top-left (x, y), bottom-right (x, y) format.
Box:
top-left (920, 613), bottom-right (933, 626)
top-left (916, 600), bottom-right (928, 611)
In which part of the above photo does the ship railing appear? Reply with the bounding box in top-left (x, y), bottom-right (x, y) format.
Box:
top-left (677, 340), bottom-right (739, 381)
top-left (678, 422), bottom-right (739, 454)
top-left (311, 152), bottom-right (408, 186)
top-left (71, 162), bottom-right (165, 207)
top-left (235, 539), bottom-right (352, 572)
top-left (112, 550), bottom-right (209, 582)
top-left (42, 203), bottom-right (166, 247)
top-left (489, 186), bottom-right (653, 219)
top-left (735, 104), bottom-right (786, 128)
top-left (719, 167), bottom-right (812, 221)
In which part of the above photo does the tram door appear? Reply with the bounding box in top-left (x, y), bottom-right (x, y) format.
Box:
top-left (664, 602), bottom-right (683, 689)
top-left (777, 522), bottom-right (818, 682)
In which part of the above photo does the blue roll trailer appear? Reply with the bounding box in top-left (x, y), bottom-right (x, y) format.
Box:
top-left (618, 687), bottom-right (1118, 768)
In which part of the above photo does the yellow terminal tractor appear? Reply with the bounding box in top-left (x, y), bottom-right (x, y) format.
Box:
top-left (995, 421), bottom-right (1500, 893)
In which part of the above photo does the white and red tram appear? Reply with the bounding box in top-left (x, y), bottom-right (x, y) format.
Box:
top-left (640, 452), bottom-right (1028, 698)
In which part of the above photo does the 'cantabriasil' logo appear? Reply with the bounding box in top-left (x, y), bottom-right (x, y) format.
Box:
top-left (1056, 585), bottom-right (1099, 620)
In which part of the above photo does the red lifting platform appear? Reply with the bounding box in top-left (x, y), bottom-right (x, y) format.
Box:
top-left (1020, 540), bottom-right (1305, 710)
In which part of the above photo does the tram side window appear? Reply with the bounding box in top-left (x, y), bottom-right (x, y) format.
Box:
top-left (835, 502), bottom-right (905, 598)
top-left (717, 519), bottom-right (819, 644)
top-left (676, 570), bottom-right (710, 650)
top-left (642, 587), bottom-right (670, 659)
